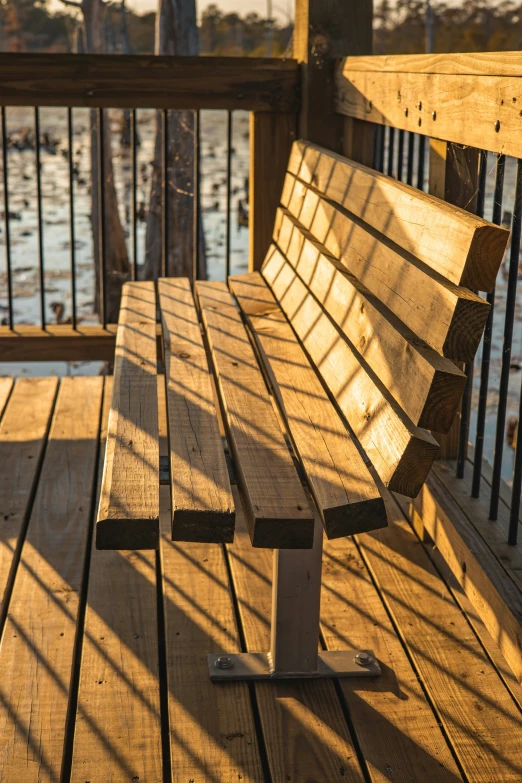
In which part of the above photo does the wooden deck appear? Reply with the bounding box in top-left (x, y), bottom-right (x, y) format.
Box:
top-left (1, 375), bottom-right (522, 782)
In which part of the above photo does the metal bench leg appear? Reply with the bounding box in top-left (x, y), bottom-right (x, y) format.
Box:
top-left (208, 519), bottom-right (381, 681)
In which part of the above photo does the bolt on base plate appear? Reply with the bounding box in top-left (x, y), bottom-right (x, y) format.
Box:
top-left (208, 650), bottom-right (381, 681)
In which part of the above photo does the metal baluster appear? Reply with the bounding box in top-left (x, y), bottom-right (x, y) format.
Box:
top-left (34, 107), bottom-right (45, 328)
top-left (97, 108), bottom-right (107, 328)
top-left (67, 108), bottom-right (77, 330)
top-left (489, 158), bottom-right (522, 521)
top-left (225, 110), bottom-right (232, 279)
top-left (378, 125), bottom-right (385, 173)
top-left (162, 109), bottom-right (168, 278)
top-left (417, 135), bottom-right (426, 191)
top-left (472, 153), bottom-right (505, 497)
top-left (406, 132), bottom-right (415, 186)
top-left (387, 126), bottom-right (395, 177)
top-left (456, 150), bottom-right (488, 479)
top-left (193, 110), bottom-right (201, 282)
top-left (397, 129), bottom-right (405, 182)
top-left (131, 109), bottom-right (138, 281)
top-left (2, 108), bottom-right (13, 329)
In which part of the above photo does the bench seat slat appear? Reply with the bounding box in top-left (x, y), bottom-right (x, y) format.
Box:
top-left (287, 140), bottom-right (508, 292)
top-left (271, 208), bottom-right (466, 432)
top-left (229, 272), bottom-right (388, 539)
top-left (196, 280), bottom-right (315, 549)
top-left (262, 246), bottom-right (440, 498)
top-left (97, 281), bottom-right (160, 550)
top-left (280, 174), bottom-right (490, 363)
top-left (158, 278), bottom-right (235, 543)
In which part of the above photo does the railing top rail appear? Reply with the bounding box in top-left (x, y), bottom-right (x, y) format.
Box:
top-left (340, 51), bottom-right (522, 77)
top-left (0, 53), bottom-right (300, 112)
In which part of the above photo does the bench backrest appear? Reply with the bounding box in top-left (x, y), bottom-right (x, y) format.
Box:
top-left (259, 140), bottom-right (508, 498)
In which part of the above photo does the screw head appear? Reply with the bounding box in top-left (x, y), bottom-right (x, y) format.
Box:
top-left (355, 651), bottom-right (373, 667)
top-left (215, 655), bottom-right (234, 670)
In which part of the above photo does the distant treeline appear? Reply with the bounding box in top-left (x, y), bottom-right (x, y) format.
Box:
top-left (0, 0), bottom-right (292, 55)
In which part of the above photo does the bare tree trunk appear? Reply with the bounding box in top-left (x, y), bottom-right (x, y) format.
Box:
top-left (61, 0), bottom-right (130, 322)
top-left (143, 0), bottom-right (206, 280)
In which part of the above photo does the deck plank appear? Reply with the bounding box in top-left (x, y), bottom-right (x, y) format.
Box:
top-left (71, 377), bottom-right (163, 783)
top-left (360, 491), bottom-right (522, 782)
top-left (0, 377), bottom-right (13, 418)
top-left (0, 378), bottom-right (58, 619)
top-left (0, 376), bottom-right (103, 783)
top-left (226, 488), bottom-right (367, 782)
top-left (158, 277), bottom-right (235, 543)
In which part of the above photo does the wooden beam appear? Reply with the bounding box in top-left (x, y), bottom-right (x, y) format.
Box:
top-left (262, 246), bottom-right (440, 497)
top-left (0, 324), bottom-right (118, 362)
top-left (271, 210), bottom-right (466, 432)
top-left (0, 54), bottom-right (300, 111)
top-left (248, 112), bottom-right (296, 272)
top-left (195, 280), bottom-right (314, 549)
top-left (158, 278), bottom-right (235, 543)
top-left (287, 140), bottom-right (508, 292)
top-left (278, 179), bottom-right (490, 363)
top-left (97, 282), bottom-right (160, 550)
top-left (336, 60), bottom-right (522, 159)
top-left (229, 271), bottom-right (387, 539)
top-left (340, 50), bottom-right (522, 76)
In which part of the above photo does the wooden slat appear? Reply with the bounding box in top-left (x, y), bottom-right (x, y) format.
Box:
top-left (272, 208), bottom-right (466, 431)
top-left (249, 112), bottom-right (296, 271)
top-left (335, 62), bottom-right (522, 160)
top-left (341, 51), bottom-right (522, 76)
top-left (412, 473), bottom-right (522, 683)
top-left (287, 140), bottom-right (507, 292)
top-left (158, 278), bottom-right (235, 543)
top-left (0, 378), bottom-right (58, 620)
top-left (262, 246), bottom-right (439, 497)
top-left (0, 377), bottom-right (103, 783)
top-left (0, 324), bottom-right (118, 362)
top-left (279, 175), bottom-right (490, 362)
top-left (195, 280), bottom-right (314, 548)
top-left (0, 377), bottom-right (13, 418)
top-left (97, 281), bottom-right (160, 550)
top-left (229, 271), bottom-right (387, 539)
top-left (226, 487), bottom-right (367, 782)
top-left (321, 532), bottom-right (464, 782)
top-left (361, 491), bottom-right (522, 781)
top-left (71, 377), bottom-right (163, 783)
top-left (0, 53), bottom-right (300, 111)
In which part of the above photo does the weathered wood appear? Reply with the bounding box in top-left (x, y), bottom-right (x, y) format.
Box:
top-left (0, 324), bottom-right (118, 362)
top-left (0, 377), bottom-right (103, 783)
top-left (249, 112), bottom-right (296, 272)
top-left (336, 62), bottom-right (522, 160)
top-left (262, 246), bottom-right (440, 497)
top-left (71, 377), bottom-right (163, 783)
top-left (362, 491), bottom-right (522, 781)
top-left (0, 53), bottom-right (300, 111)
top-left (196, 280), bottom-right (314, 548)
top-left (0, 378), bottom-right (58, 621)
top-left (158, 277), bottom-right (235, 542)
top-left (279, 176), bottom-right (490, 362)
top-left (412, 472), bottom-right (522, 682)
top-left (97, 281), bottom-right (160, 550)
top-left (229, 271), bottom-right (387, 538)
top-left (287, 140), bottom-right (507, 291)
top-left (226, 487), bottom-right (366, 781)
top-left (272, 208), bottom-right (466, 431)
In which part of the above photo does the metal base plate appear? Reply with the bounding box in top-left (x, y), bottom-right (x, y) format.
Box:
top-left (208, 650), bottom-right (381, 681)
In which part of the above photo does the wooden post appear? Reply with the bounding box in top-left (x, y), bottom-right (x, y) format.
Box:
top-left (429, 139), bottom-right (481, 459)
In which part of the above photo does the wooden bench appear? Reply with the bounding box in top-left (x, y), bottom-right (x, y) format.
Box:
top-left (96, 140), bottom-right (508, 681)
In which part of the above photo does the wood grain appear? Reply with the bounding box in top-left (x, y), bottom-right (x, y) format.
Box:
top-left (286, 140), bottom-right (507, 292)
top-left (262, 246), bottom-right (440, 497)
top-left (229, 271), bottom-right (387, 539)
top-left (97, 281), bottom-right (160, 550)
top-left (280, 174), bottom-right (490, 362)
top-left (158, 278), bottom-right (235, 543)
top-left (0, 378), bottom-right (58, 620)
top-left (196, 280), bottom-right (314, 548)
top-left (341, 50), bottom-right (522, 76)
top-left (272, 208), bottom-right (466, 431)
top-left (0, 53), bottom-right (300, 111)
top-left (336, 64), bottom-right (522, 161)
top-left (0, 378), bottom-right (13, 418)
top-left (0, 377), bottom-right (103, 783)
top-left (71, 377), bottom-right (163, 783)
